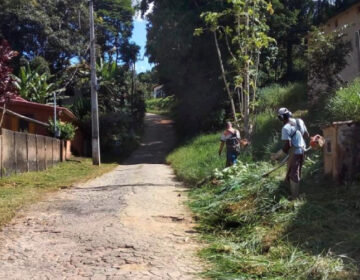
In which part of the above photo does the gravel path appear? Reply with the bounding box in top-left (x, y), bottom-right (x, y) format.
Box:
top-left (0, 114), bottom-right (203, 280)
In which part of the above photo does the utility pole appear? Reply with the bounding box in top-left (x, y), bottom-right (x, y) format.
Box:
top-left (89, 0), bottom-right (101, 165)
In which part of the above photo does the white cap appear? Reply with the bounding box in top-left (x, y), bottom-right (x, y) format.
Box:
top-left (278, 107), bottom-right (292, 117)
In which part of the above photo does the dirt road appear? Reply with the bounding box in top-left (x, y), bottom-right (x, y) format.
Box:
top-left (0, 114), bottom-right (202, 280)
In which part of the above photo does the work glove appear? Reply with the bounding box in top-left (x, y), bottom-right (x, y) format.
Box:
top-left (270, 149), bottom-right (286, 161)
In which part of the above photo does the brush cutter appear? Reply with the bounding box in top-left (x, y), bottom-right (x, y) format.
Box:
top-left (262, 146), bottom-right (312, 178)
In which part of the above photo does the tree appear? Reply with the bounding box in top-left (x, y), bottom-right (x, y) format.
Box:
top-left (307, 27), bottom-right (352, 105)
top-left (13, 65), bottom-right (64, 104)
top-left (266, 0), bottom-right (314, 81)
top-left (140, 0), bottom-right (229, 135)
top-left (0, 40), bottom-right (18, 99)
top-left (197, 0), bottom-right (275, 137)
top-left (0, 0), bottom-right (89, 71)
top-left (94, 0), bottom-right (135, 63)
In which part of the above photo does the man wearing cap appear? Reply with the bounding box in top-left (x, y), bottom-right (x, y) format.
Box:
top-left (271, 108), bottom-right (309, 199)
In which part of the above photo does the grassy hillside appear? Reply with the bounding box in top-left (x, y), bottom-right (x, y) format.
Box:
top-left (168, 134), bottom-right (360, 279)
top-left (167, 81), bottom-right (360, 279)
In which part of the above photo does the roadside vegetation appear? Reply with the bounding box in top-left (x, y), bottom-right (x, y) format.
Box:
top-left (146, 96), bottom-right (176, 116)
top-left (167, 78), bottom-right (360, 279)
top-left (0, 158), bottom-right (117, 227)
top-left (168, 134), bottom-right (360, 279)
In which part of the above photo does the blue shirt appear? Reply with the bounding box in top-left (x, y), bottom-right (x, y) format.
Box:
top-left (281, 118), bottom-right (308, 155)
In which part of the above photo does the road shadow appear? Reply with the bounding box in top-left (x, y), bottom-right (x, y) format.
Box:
top-left (123, 114), bottom-right (176, 165)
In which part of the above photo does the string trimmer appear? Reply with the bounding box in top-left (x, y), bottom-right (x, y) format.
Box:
top-left (262, 146), bottom-right (313, 178)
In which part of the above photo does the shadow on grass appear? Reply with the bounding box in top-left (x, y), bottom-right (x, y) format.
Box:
top-left (286, 181), bottom-right (360, 272)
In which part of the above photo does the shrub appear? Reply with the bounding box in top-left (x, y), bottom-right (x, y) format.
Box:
top-left (98, 112), bottom-right (140, 157)
top-left (328, 78), bottom-right (360, 122)
top-left (251, 110), bottom-right (282, 159)
top-left (257, 82), bottom-right (307, 112)
top-left (146, 96), bottom-right (176, 114)
top-left (48, 120), bottom-right (77, 141)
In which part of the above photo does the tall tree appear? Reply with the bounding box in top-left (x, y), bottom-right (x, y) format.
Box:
top-left (140, 0), bottom-right (228, 135)
top-left (198, 0), bottom-right (275, 137)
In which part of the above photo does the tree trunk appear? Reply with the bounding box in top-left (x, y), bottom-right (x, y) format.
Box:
top-left (243, 12), bottom-right (250, 139)
top-left (286, 42), bottom-right (293, 81)
top-left (244, 61), bottom-right (250, 139)
top-left (213, 30), bottom-right (238, 123)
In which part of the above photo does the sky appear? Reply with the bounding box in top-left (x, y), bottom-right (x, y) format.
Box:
top-left (131, 19), bottom-right (153, 73)
top-left (131, 2), bottom-right (154, 73)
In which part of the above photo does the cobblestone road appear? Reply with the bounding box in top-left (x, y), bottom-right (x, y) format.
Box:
top-left (0, 114), bottom-right (202, 280)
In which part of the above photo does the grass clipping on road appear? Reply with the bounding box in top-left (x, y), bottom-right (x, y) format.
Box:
top-left (0, 158), bottom-right (117, 227)
top-left (168, 133), bottom-right (360, 279)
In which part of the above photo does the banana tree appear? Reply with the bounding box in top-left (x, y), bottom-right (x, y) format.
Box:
top-left (13, 66), bottom-right (64, 104)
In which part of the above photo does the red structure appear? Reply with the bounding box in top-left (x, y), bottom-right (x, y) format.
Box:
top-left (0, 95), bottom-right (85, 156)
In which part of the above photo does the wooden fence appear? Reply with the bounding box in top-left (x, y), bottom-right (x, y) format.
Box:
top-left (0, 129), bottom-right (63, 177)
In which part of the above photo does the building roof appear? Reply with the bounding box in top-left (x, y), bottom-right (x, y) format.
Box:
top-left (0, 95), bottom-right (77, 120)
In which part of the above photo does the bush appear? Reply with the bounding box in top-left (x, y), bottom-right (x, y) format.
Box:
top-left (328, 78), bottom-right (360, 122)
top-left (251, 110), bottom-right (282, 159)
top-left (98, 111), bottom-right (140, 157)
top-left (146, 96), bottom-right (176, 115)
top-left (48, 120), bottom-right (77, 140)
top-left (257, 82), bottom-right (307, 112)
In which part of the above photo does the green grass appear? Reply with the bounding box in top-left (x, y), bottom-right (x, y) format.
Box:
top-left (0, 158), bottom-right (117, 227)
top-left (257, 82), bottom-right (307, 112)
top-left (328, 78), bottom-right (360, 122)
top-left (167, 133), bottom-right (224, 185)
top-left (168, 133), bottom-right (360, 279)
top-left (146, 96), bottom-right (176, 116)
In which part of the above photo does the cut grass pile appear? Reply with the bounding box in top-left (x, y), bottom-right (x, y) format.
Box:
top-left (168, 133), bottom-right (360, 279)
top-left (0, 158), bottom-right (117, 227)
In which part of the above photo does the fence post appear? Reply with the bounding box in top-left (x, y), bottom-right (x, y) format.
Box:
top-left (0, 131), bottom-right (2, 178)
top-left (26, 134), bottom-right (29, 172)
top-left (44, 137), bottom-right (47, 170)
top-left (14, 132), bottom-right (17, 174)
top-left (35, 135), bottom-right (39, 172)
top-left (52, 139), bottom-right (54, 166)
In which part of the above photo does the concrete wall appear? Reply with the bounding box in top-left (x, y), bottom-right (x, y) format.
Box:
top-left (0, 129), bottom-right (62, 177)
top-left (323, 3), bottom-right (360, 83)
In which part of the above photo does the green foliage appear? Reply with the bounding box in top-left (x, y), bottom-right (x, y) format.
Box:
top-left (137, 69), bottom-right (159, 99)
top-left (251, 82), bottom-right (308, 159)
top-left (328, 78), bottom-right (360, 122)
top-left (70, 97), bottom-right (91, 122)
top-left (146, 96), bottom-right (176, 115)
top-left (257, 82), bottom-right (307, 112)
top-left (94, 0), bottom-right (135, 65)
top-left (252, 110), bottom-right (282, 159)
top-left (168, 133), bottom-right (360, 278)
top-left (98, 112), bottom-right (140, 157)
top-left (140, 0), bottom-right (228, 135)
top-left (167, 133), bottom-right (225, 185)
top-left (13, 65), bottom-right (64, 104)
top-left (307, 27), bottom-right (352, 103)
top-left (0, 0), bottom-right (135, 71)
top-left (28, 56), bottom-right (50, 75)
top-left (0, 1), bottom-right (90, 70)
top-left (48, 120), bottom-right (77, 141)
top-left (266, 0), bottom-right (314, 81)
